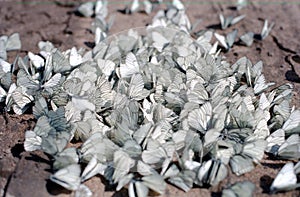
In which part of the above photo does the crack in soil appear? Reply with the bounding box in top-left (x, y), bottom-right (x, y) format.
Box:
top-left (2, 154), bottom-right (23, 197)
top-left (2, 113), bottom-right (9, 126)
top-left (272, 35), bottom-right (297, 54)
top-left (2, 173), bottom-right (13, 197)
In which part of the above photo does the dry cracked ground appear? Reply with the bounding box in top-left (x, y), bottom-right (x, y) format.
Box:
top-left (0, 0), bottom-right (300, 196)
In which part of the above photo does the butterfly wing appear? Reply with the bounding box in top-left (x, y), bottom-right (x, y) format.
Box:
top-left (270, 162), bottom-right (297, 192)
top-left (118, 52), bottom-right (140, 78)
top-left (50, 164), bottom-right (81, 191)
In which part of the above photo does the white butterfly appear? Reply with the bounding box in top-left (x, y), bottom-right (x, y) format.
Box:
top-left (143, 0), bottom-right (152, 14)
top-left (222, 181), bottom-right (255, 197)
top-left (112, 150), bottom-right (135, 183)
top-left (12, 86), bottom-right (34, 109)
top-left (294, 161), bottom-right (300, 174)
top-left (69, 47), bottom-right (83, 67)
top-left (127, 74), bottom-right (150, 100)
top-left (0, 86), bottom-right (7, 102)
top-left (214, 29), bottom-right (238, 51)
top-left (116, 173), bottom-right (134, 191)
top-left (277, 134), bottom-right (300, 159)
top-left (187, 80), bottom-right (209, 104)
top-left (270, 162), bottom-right (299, 192)
top-left (188, 102), bottom-right (212, 133)
top-left (230, 155), bottom-right (254, 176)
top-left (5, 83), bottom-right (16, 110)
top-left (260, 20), bottom-right (275, 40)
top-left (17, 62), bottom-right (62, 96)
top-left (151, 31), bottom-right (169, 52)
top-left (77, 2), bottom-right (94, 17)
top-left (273, 100), bottom-right (291, 122)
top-left (97, 58), bottom-right (115, 78)
top-left (258, 93), bottom-right (271, 110)
top-left (121, 161), bottom-right (167, 196)
top-left (196, 31), bottom-right (213, 51)
top-left (141, 139), bottom-right (169, 165)
top-left (141, 174), bottom-right (166, 194)
top-left (38, 41), bottom-right (55, 58)
top-left (127, 0), bottom-right (139, 14)
top-left (168, 169), bottom-right (195, 192)
top-left (236, 0), bottom-right (248, 10)
top-left (201, 159), bottom-right (228, 186)
top-left (28, 52), bottom-right (44, 69)
top-left (81, 156), bottom-right (107, 182)
top-left (72, 96), bottom-right (96, 112)
top-left (53, 147), bottom-right (79, 170)
top-left (5, 33), bottom-right (21, 51)
top-left (129, 180), bottom-right (149, 197)
top-left (219, 14), bottom-right (245, 30)
top-left (121, 139), bottom-right (142, 158)
top-left (137, 160), bottom-right (157, 176)
top-left (240, 32), bottom-right (254, 47)
top-left (0, 39), bottom-right (7, 60)
top-left (50, 164), bottom-right (81, 191)
top-left (95, 0), bottom-right (108, 18)
top-left (0, 58), bottom-right (12, 73)
top-left (242, 139), bottom-right (267, 163)
top-left (172, 0), bottom-right (185, 10)
top-left (24, 130), bottom-right (42, 152)
top-left (41, 73), bottom-right (62, 92)
top-left (33, 96), bottom-right (48, 118)
top-left (281, 110), bottom-right (300, 135)
top-left (95, 27), bottom-right (107, 45)
top-left (253, 74), bottom-right (275, 94)
top-left (117, 52), bottom-right (140, 78)
top-left (266, 129), bottom-right (285, 154)
top-left (74, 184), bottom-right (92, 197)
top-left (80, 133), bottom-right (119, 163)
top-left (133, 122), bottom-right (152, 145)
top-left (93, 76), bottom-right (115, 111)
top-left (52, 49), bottom-right (72, 73)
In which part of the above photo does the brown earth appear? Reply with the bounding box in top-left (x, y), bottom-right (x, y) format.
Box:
top-left (0, 0), bottom-right (300, 196)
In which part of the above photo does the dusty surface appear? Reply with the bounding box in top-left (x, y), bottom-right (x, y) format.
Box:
top-left (0, 0), bottom-right (300, 196)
